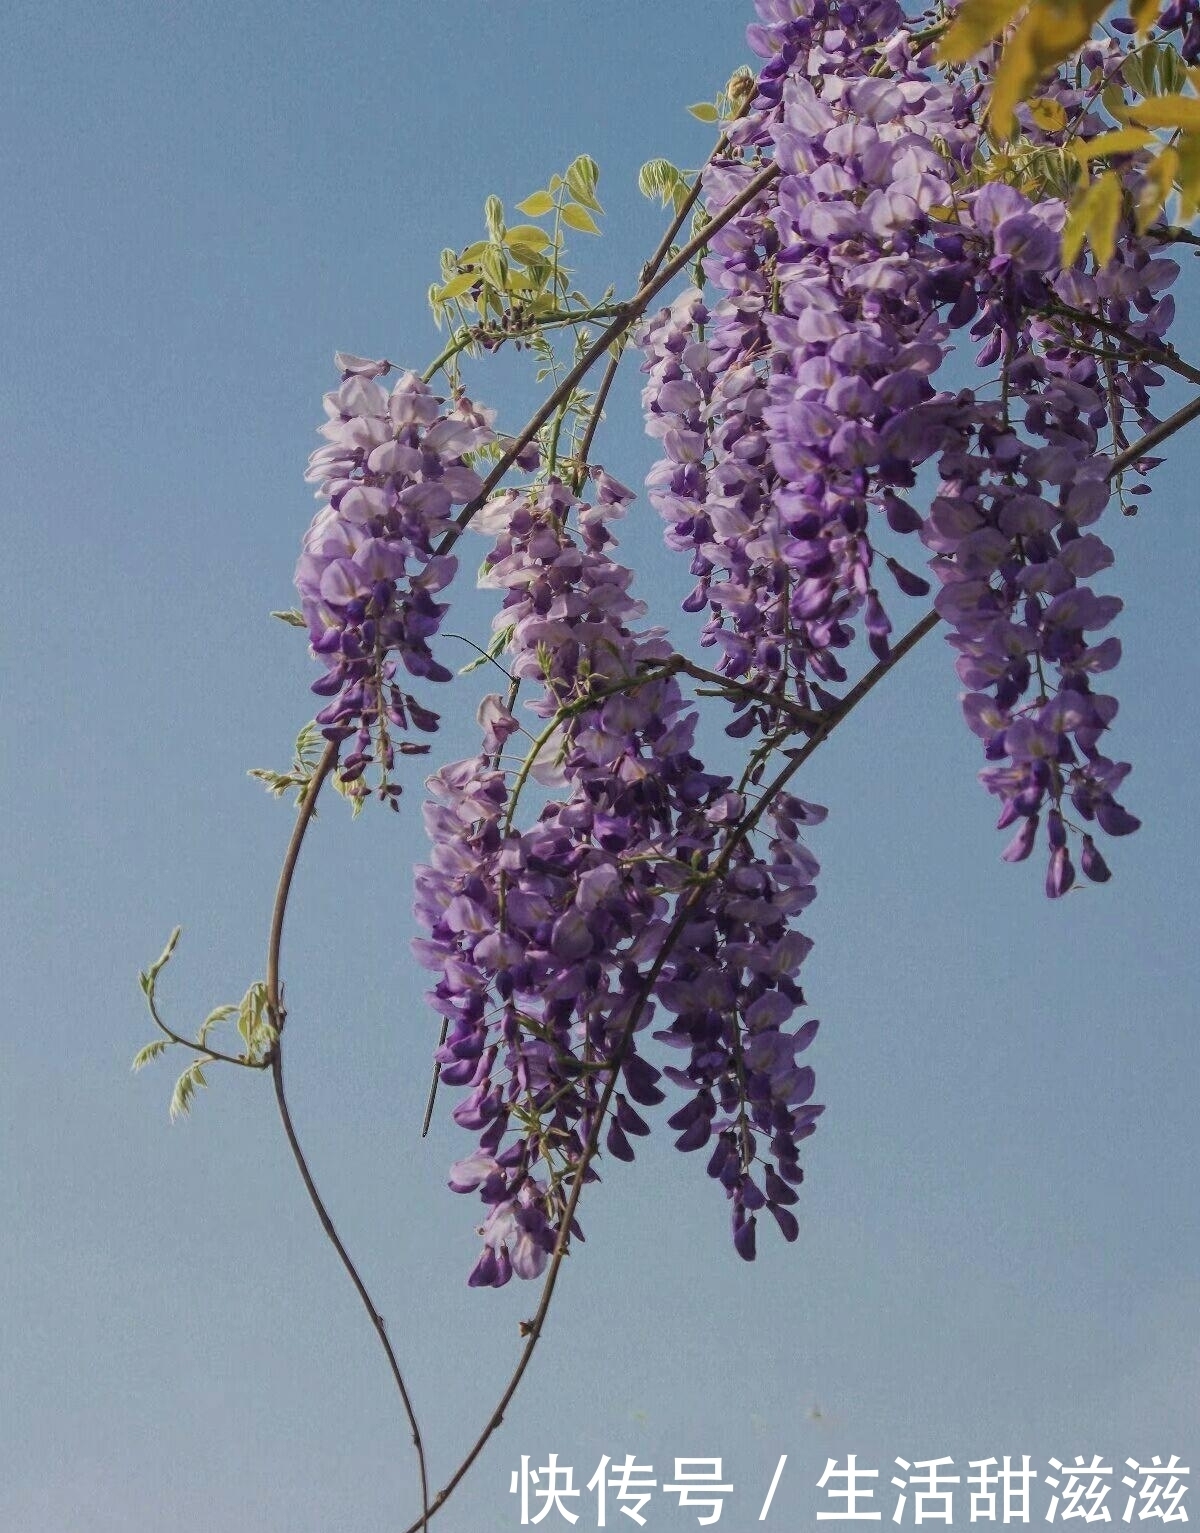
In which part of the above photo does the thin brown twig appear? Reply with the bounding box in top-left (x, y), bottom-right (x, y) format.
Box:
top-left (272, 1048), bottom-right (431, 1533)
top-left (266, 739), bottom-right (340, 1036)
top-left (1149, 222), bottom-right (1200, 249)
top-left (1108, 391), bottom-right (1200, 475)
top-left (1041, 299), bottom-right (1200, 388)
top-left (571, 347), bottom-right (623, 492)
top-left (570, 140), bottom-right (732, 489)
top-left (262, 737), bottom-right (430, 1531)
top-left (420, 1017), bottom-right (449, 1138)
top-left (145, 996), bottom-right (268, 1070)
top-left (677, 658), bottom-right (822, 730)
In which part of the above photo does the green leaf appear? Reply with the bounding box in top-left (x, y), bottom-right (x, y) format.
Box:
top-left (565, 154), bottom-right (602, 212)
top-left (560, 203), bottom-right (600, 235)
top-left (458, 624), bottom-right (515, 675)
top-left (142, 927), bottom-right (181, 1000)
top-left (132, 1040), bottom-right (169, 1072)
top-left (1123, 50), bottom-right (1150, 99)
top-left (270, 608), bottom-right (307, 627)
top-left (294, 721), bottom-right (322, 764)
top-left (1062, 168), bottom-right (1123, 266)
top-left (331, 772), bottom-right (367, 817)
top-left (521, 255), bottom-right (553, 291)
top-left (987, 0), bottom-right (1109, 138)
top-left (248, 767), bottom-right (297, 800)
top-left (1131, 0), bottom-right (1158, 29)
top-left (516, 189), bottom-right (555, 217)
top-left (1158, 45), bottom-right (1188, 95)
top-left (169, 1062), bottom-right (208, 1121)
top-left (1176, 131), bottom-right (1200, 220)
top-left (638, 158), bottom-right (685, 208)
top-left (198, 1003), bottom-right (237, 1048)
top-left (688, 101), bottom-right (719, 122)
top-left (725, 65), bottom-right (756, 111)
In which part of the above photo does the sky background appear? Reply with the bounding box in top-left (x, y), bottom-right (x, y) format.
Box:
top-left (2, 2), bottom-right (1197, 1530)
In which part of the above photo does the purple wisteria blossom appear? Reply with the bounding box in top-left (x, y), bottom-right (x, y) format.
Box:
top-left (412, 480), bottom-right (825, 1280)
top-left (296, 356), bottom-right (494, 800)
top-left (635, 0), bottom-right (1175, 894)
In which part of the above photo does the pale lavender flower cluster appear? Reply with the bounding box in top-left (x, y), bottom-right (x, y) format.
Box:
top-left (295, 354), bottom-right (494, 798)
top-left (412, 479), bottom-right (824, 1280)
top-left (923, 185), bottom-right (1176, 894)
top-left (636, 0), bottom-right (1175, 892)
top-left (637, 17), bottom-right (979, 731)
top-left (924, 400), bottom-right (1136, 896)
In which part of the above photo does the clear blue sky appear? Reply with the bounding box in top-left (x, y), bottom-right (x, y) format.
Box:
top-left (2, 2), bottom-right (1196, 1530)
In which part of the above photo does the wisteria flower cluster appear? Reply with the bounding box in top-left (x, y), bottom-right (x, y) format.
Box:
top-left (296, 356), bottom-right (494, 800)
top-left (636, 0), bottom-right (1172, 898)
top-left (411, 478), bottom-right (824, 1280)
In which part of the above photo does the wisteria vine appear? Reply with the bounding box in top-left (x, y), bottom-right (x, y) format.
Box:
top-left (137, 2), bottom-right (1200, 1527)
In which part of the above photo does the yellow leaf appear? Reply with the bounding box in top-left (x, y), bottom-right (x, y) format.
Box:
top-left (1137, 145), bottom-right (1179, 231)
top-left (1072, 127), bottom-right (1154, 161)
top-left (989, 0), bottom-right (1108, 138)
top-left (1062, 179), bottom-right (1095, 267)
top-left (1124, 93), bottom-right (1200, 132)
top-left (1176, 132), bottom-right (1200, 220)
top-left (516, 190), bottom-right (555, 217)
top-left (560, 202), bottom-right (601, 235)
top-left (1029, 98), bottom-right (1068, 131)
top-left (688, 102), bottom-right (719, 122)
top-left (1086, 169), bottom-right (1122, 266)
top-left (938, 0), bottom-right (1026, 64)
top-left (1130, 0), bottom-right (1159, 31)
top-left (1063, 170), bottom-right (1123, 267)
top-left (436, 272), bottom-right (478, 301)
top-left (504, 224), bottom-right (550, 251)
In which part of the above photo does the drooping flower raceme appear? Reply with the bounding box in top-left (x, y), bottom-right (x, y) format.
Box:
top-left (296, 355), bottom-right (495, 800)
top-left (412, 479), bottom-right (825, 1280)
